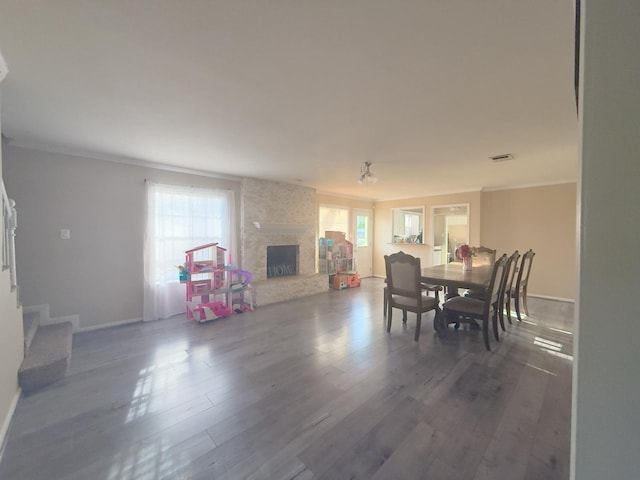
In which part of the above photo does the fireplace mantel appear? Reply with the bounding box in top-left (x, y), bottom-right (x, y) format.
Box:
top-left (252, 222), bottom-right (312, 234)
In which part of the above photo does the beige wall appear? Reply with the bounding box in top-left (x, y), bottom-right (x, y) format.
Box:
top-left (480, 183), bottom-right (577, 300)
top-left (373, 191), bottom-right (482, 276)
top-left (371, 185), bottom-right (577, 301)
top-left (3, 145), bottom-right (241, 330)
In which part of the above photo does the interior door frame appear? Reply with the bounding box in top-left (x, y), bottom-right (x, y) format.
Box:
top-left (353, 208), bottom-right (373, 277)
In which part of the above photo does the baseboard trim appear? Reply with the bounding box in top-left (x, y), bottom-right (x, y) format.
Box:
top-left (0, 387), bottom-right (21, 462)
top-left (78, 317), bottom-right (142, 333)
top-left (529, 294), bottom-right (575, 303)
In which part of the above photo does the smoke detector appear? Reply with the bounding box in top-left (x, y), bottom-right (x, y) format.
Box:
top-left (489, 153), bottom-right (514, 162)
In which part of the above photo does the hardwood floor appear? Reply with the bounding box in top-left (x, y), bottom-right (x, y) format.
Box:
top-left (0, 278), bottom-right (573, 479)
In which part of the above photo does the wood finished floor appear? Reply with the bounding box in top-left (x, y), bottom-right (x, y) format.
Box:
top-left (0, 278), bottom-right (573, 480)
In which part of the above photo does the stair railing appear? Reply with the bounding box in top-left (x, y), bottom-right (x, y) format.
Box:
top-left (2, 179), bottom-right (18, 293)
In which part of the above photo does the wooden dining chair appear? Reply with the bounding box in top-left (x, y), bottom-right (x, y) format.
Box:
top-left (384, 252), bottom-right (441, 341)
top-left (465, 250), bottom-right (519, 332)
top-left (471, 246), bottom-right (497, 266)
top-left (511, 249), bottom-right (535, 321)
top-left (383, 257), bottom-right (442, 317)
top-left (503, 250), bottom-right (521, 324)
top-left (442, 254), bottom-right (508, 351)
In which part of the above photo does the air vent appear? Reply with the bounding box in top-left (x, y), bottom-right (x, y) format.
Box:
top-left (489, 153), bottom-right (514, 162)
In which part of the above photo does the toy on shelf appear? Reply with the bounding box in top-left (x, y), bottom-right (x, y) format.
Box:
top-left (186, 301), bottom-right (233, 322)
top-left (184, 243), bottom-right (255, 322)
top-left (319, 231), bottom-right (359, 289)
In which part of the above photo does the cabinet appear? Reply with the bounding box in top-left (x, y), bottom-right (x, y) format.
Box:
top-left (184, 243), bottom-right (254, 322)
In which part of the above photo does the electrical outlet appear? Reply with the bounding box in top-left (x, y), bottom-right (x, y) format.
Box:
top-left (61, 229), bottom-right (71, 240)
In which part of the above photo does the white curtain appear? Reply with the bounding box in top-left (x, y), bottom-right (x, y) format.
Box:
top-left (143, 182), bottom-right (236, 321)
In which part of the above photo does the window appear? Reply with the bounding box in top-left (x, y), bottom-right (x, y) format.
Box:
top-left (355, 214), bottom-right (369, 247)
top-left (319, 205), bottom-right (349, 239)
top-left (144, 183), bottom-right (235, 321)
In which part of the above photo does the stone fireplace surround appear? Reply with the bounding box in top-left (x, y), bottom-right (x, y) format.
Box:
top-left (240, 178), bottom-right (327, 306)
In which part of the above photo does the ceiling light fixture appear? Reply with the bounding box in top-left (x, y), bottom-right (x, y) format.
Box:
top-left (358, 161), bottom-right (378, 185)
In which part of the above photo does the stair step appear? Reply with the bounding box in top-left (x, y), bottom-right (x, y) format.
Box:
top-left (23, 311), bottom-right (40, 356)
top-left (18, 322), bottom-right (73, 393)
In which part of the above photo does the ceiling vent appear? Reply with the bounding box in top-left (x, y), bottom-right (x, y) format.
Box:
top-left (489, 153), bottom-right (514, 162)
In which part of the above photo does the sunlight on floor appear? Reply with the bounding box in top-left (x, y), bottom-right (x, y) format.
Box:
top-left (524, 362), bottom-right (557, 376)
top-left (126, 346), bottom-right (191, 422)
top-left (534, 336), bottom-right (574, 362)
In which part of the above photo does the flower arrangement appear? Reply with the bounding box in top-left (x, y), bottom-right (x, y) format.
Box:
top-left (455, 244), bottom-right (473, 260)
top-left (455, 244), bottom-right (474, 270)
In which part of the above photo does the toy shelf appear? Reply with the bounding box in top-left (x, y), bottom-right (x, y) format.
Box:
top-left (318, 231), bottom-right (360, 289)
top-left (184, 243), bottom-right (254, 322)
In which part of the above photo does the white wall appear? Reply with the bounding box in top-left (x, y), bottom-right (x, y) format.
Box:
top-left (572, 1), bottom-right (640, 478)
top-left (0, 56), bottom-right (24, 450)
top-left (3, 145), bottom-right (241, 330)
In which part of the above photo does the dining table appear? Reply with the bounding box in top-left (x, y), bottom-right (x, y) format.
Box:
top-left (421, 262), bottom-right (494, 298)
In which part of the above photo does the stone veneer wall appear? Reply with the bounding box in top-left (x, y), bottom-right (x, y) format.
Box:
top-left (241, 178), bottom-right (328, 306)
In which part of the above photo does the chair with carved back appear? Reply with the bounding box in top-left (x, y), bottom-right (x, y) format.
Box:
top-left (465, 250), bottom-right (519, 332)
top-left (383, 281), bottom-right (442, 317)
top-left (384, 252), bottom-right (441, 341)
top-left (471, 246), bottom-right (497, 266)
top-left (442, 254), bottom-right (508, 351)
top-left (463, 246), bottom-right (498, 299)
top-left (511, 249), bottom-right (535, 321)
top-left (383, 253), bottom-right (442, 316)
top-left (503, 250), bottom-right (521, 324)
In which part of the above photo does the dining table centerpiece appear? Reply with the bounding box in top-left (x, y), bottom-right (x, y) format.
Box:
top-left (455, 244), bottom-right (474, 271)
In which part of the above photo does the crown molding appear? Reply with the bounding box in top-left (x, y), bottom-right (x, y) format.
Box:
top-left (481, 179), bottom-right (577, 192)
top-left (6, 138), bottom-right (242, 181)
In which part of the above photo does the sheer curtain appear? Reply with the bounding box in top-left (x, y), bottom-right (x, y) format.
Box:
top-left (143, 182), bottom-right (236, 322)
top-left (319, 205), bottom-right (350, 239)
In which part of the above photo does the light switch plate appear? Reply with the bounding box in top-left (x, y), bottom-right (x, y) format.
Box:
top-left (61, 229), bottom-right (71, 240)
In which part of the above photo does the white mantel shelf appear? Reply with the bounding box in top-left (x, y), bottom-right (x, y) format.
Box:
top-left (252, 222), bottom-right (312, 234)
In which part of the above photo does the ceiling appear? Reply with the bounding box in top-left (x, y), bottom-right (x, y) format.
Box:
top-left (0, 1), bottom-right (578, 201)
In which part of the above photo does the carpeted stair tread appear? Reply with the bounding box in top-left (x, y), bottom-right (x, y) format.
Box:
top-left (19, 322), bottom-right (73, 393)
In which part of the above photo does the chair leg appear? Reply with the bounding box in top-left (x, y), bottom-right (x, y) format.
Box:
top-left (505, 295), bottom-right (513, 325)
top-left (415, 313), bottom-right (422, 341)
top-left (482, 316), bottom-right (491, 351)
top-left (492, 310), bottom-right (500, 342)
top-left (383, 295), bottom-right (387, 317)
top-left (402, 310), bottom-right (408, 324)
top-left (497, 300), bottom-right (506, 332)
top-left (387, 305), bottom-right (393, 332)
top-left (515, 294), bottom-right (522, 321)
top-left (522, 287), bottom-right (530, 316)
top-left (433, 308), bottom-right (442, 331)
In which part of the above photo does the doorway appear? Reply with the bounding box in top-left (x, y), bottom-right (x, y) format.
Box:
top-left (353, 208), bottom-right (373, 277)
top-left (431, 204), bottom-right (469, 265)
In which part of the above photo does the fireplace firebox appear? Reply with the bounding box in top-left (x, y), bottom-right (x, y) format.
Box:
top-left (267, 245), bottom-right (299, 278)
